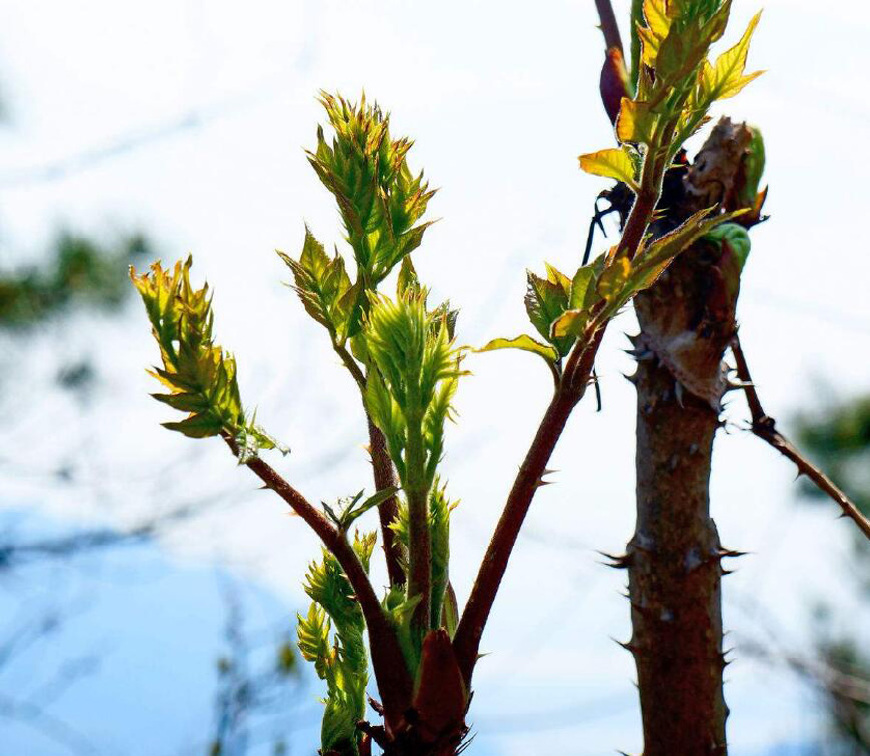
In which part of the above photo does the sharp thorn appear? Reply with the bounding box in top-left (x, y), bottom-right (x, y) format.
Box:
top-left (674, 380), bottom-right (686, 407)
top-left (719, 548), bottom-right (749, 558)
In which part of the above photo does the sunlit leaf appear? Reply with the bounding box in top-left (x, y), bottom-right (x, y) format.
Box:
top-left (551, 308), bottom-right (591, 340)
top-left (701, 11), bottom-right (763, 101)
top-left (569, 264), bottom-right (596, 310)
top-left (579, 147), bottom-right (639, 191)
top-left (616, 99), bottom-right (656, 145)
top-left (524, 269), bottom-right (574, 355)
top-left (132, 257), bottom-right (284, 458)
top-left (638, 0), bottom-right (672, 68)
top-left (478, 335), bottom-right (559, 364)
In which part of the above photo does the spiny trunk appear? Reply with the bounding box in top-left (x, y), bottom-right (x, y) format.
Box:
top-left (623, 119), bottom-right (754, 755)
top-left (628, 300), bottom-right (729, 755)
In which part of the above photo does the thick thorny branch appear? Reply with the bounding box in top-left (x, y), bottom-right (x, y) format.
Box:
top-left (730, 336), bottom-right (870, 541)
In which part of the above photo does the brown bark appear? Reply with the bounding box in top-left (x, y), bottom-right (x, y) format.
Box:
top-left (627, 258), bottom-right (732, 756)
top-left (623, 119), bottom-right (756, 756)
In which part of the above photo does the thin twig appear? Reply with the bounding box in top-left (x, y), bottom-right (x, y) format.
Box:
top-left (221, 434), bottom-right (413, 718)
top-left (595, 0), bottom-right (624, 53)
top-left (730, 335), bottom-right (870, 541)
top-left (0, 693), bottom-right (98, 755)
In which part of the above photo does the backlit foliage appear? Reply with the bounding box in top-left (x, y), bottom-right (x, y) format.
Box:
top-left (484, 0), bottom-right (762, 380)
top-left (132, 3), bottom-right (766, 749)
top-left (131, 258), bottom-right (284, 461)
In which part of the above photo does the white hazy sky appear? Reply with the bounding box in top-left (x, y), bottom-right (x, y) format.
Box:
top-left (2, 1), bottom-right (869, 754)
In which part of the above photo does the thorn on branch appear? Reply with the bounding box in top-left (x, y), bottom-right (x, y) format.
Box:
top-left (598, 550), bottom-right (633, 569)
top-left (730, 335), bottom-right (870, 542)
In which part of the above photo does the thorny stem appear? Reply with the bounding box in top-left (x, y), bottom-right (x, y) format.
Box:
top-left (454, 144), bottom-right (661, 686)
top-left (730, 336), bottom-right (870, 541)
top-left (595, 0), bottom-right (624, 53)
top-left (335, 343), bottom-right (406, 587)
top-left (453, 0), bottom-right (699, 689)
top-left (220, 433), bottom-right (414, 720)
top-left (453, 336), bottom-right (601, 685)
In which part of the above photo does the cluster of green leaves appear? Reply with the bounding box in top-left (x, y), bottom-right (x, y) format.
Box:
top-left (589, 0), bottom-right (763, 184)
top-left (482, 207), bottom-right (740, 377)
top-left (297, 531), bottom-right (376, 755)
top-left (280, 92), bottom-right (436, 351)
top-left (131, 257), bottom-right (284, 461)
top-left (0, 232), bottom-right (149, 328)
top-left (279, 93), bottom-right (464, 747)
top-left (484, 0), bottom-right (761, 379)
top-left (364, 287), bottom-right (464, 496)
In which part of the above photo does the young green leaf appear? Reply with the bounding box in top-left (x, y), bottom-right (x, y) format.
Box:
top-left (637, 0), bottom-right (672, 69)
top-left (131, 257), bottom-right (285, 458)
top-left (327, 486), bottom-right (402, 531)
top-left (699, 11), bottom-right (763, 102)
top-left (364, 290), bottom-right (465, 493)
top-left (388, 479), bottom-right (457, 637)
top-left (579, 147), bottom-right (640, 191)
top-left (298, 536), bottom-right (374, 755)
top-left (478, 335), bottom-right (559, 365)
top-left (278, 227), bottom-right (356, 344)
top-left (703, 222), bottom-right (751, 269)
top-left (615, 99), bottom-right (657, 146)
top-left (307, 92), bottom-right (436, 286)
top-left (738, 126), bottom-right (766, 208)
top-left (524, 267), bottom-right (574, 357)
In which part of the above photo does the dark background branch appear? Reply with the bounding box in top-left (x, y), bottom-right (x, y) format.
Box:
top-left (731, 335), bottom-right (870, 541)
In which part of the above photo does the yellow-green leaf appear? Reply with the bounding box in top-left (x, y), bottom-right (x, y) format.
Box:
top-left (478, 335), bottom-right (559, 364)
top-left (578, 147), bottom-right (639, 191)
top-left (701, 11), bottom-right (763, 102)
top-left (616, 99), bottom-right (656, 145)
top-left (596, 253), bottom-right (632, 305)
top-left (638, 0), bottom-right (672, 67)
top-left (544, 263), bottom-right (572, 296)
top-left (551, 309), bottom-right (590, 340)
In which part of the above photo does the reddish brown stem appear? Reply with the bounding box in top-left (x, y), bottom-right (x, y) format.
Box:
top-left (368, 418), bottom-right (406, 586)
top-left (595, 0), bottom-right (624, 53)
top-left (337, 344), bottom-right (406, 586)
top-left (452, 333), bottom-right (599, 685)
top-left (221, 435), bottom-right (413, 723)
top-left (730, 336), bottom-right (870, 541)
top-left (452, 389), bottom-right (575, 685)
